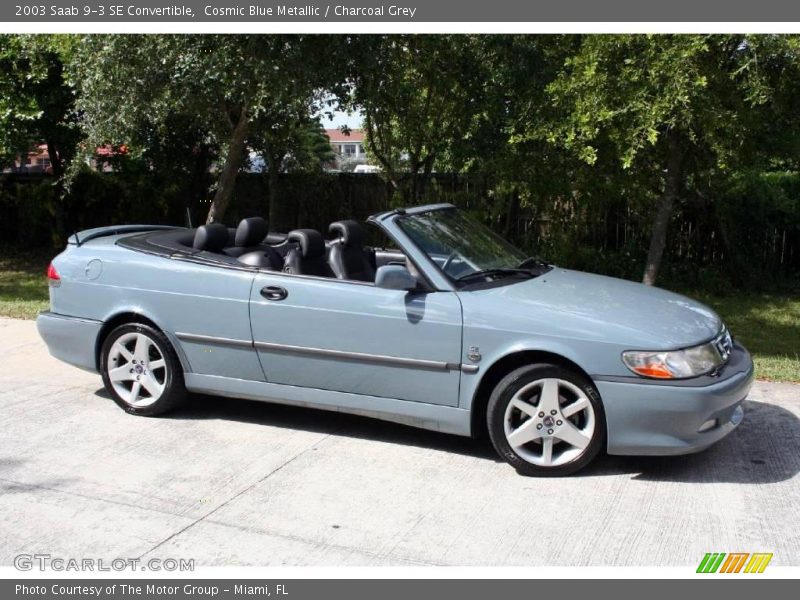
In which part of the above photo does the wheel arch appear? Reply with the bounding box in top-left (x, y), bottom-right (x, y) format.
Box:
top-left (469, 349), bottom-right (596, 438)
top-left (94, 311), bottom-right (189, 373)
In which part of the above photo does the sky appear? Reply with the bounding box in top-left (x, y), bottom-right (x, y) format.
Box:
top-left (318, 108), bottom-right (363, 130)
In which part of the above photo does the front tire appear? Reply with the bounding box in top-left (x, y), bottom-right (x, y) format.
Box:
top-left (487, 364), bottom-right (606, 476)
top-left (100, 322), bottom-right (187, 416)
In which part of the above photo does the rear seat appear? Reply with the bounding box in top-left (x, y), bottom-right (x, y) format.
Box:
top-left (224, 217), bottom-right (283, 270)
top-left (193, 223), bottom-right (229, 252)
top-left (224, 218), bottom-right (268, 257)
top-left (163, 217), bottom-right (322, 273)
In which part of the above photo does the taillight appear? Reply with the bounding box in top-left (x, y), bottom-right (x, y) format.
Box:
top-left (46, 262), bottom-right (61, 286)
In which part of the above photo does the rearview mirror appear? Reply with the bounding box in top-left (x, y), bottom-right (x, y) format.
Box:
top-left (375, 265), bottom-right (417, 291)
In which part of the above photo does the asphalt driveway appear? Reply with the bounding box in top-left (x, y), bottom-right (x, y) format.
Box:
top-left (1, 317), bottom-right (799, 567)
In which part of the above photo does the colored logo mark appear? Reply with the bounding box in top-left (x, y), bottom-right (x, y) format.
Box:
top-left (697, 552), bottom-right (773, 573)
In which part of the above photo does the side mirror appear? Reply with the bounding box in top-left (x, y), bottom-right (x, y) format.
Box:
top-left (375, 265), bottom-right (418, 291)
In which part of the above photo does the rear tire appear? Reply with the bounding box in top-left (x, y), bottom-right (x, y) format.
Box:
top-left (100, 322), bottom-right (187, 416)
top-left (487, 363), bottom-right (605, 476)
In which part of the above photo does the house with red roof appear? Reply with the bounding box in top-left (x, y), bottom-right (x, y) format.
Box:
top-left (325, 129), bottom-right (369, 170)
top-left (3, 143), bottom-right (128, 174)
top-left (4, 144), bottom-right (53, 173)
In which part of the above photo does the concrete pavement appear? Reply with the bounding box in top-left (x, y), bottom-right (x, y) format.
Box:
top-left (1, 317), bottom-right (799, 566)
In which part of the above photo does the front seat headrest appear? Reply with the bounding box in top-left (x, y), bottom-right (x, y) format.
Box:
top-left (235, 217), bottom-right (268, 247)
top-left (193, 223), bottom-right (229, 252)
top-left (329, 220), bottom-right (364, 247)
top-left (287, 229), bottom-right (325, 258)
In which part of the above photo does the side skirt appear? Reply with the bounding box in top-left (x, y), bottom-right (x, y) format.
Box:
top-left (184, 373), bottom-right (472, 437)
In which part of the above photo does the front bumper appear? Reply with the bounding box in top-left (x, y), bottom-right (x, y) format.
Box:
top-left (36, 311), bottom-right (102, 373)
top-left (596, 343), bottom-right (754, 456)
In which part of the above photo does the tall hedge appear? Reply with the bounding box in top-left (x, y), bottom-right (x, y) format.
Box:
top-left (1, 169), bottom-right (797, 289)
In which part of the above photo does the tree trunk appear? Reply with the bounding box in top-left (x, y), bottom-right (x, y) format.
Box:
top-left (45, 141), bottom-right (63, 178)
top-left (267, 153), bottom-right (289, 231)
top-left (206, 106), bottom-right (249, 224)
top-left (45, 140), bottom-right (68, 246)
top-left (503, 187), bottom-right (520, 238)
top-left (409, 172), bottom-right (419, 203)
top-left (406, 154), bottom-right (420, 204)
top-left (187, 143), bottom-right (212, 226)
top-left (364, 110), bottom-right (401, 203)
top-left (417, 153), bottom-right (436, 201)
top-left (642, 130), bottom-right (683, 286)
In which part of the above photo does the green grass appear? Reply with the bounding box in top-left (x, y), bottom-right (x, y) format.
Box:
top-left (680, 290), bottom-right (800, 383)
top-left (0, 248), bottom-right (797, 382)
top-left (0, 248), bottom-right (51, 320)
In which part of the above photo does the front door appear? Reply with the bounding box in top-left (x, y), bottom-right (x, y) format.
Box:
top-left (249, 274), bottom-right (463, 406)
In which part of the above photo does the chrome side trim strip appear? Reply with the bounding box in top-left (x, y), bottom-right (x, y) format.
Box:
top-left (176, 332), bottom-right (480, 373)
top-left (175, 332), bottom-right (253, 348)
top-left (254, 340), bottom-right (451, 371)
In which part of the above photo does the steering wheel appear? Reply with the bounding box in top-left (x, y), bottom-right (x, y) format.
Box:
top-left (441, 251), bottom-right (460, 275)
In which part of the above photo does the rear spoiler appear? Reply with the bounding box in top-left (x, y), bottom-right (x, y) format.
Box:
top-left (68, 225), bottom-right (180, 246)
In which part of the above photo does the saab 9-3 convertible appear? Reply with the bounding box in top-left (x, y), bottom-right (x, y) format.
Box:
top-left (37, 204), bottom-right (753, 476)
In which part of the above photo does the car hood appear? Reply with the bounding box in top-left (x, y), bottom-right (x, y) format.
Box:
top-left (469, 268), bottom-right (722, 349)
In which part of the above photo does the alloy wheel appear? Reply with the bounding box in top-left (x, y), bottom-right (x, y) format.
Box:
top-left (503, 377), bottom-right (596, 467)
top-left (106, 332), bottom-right (167, 408)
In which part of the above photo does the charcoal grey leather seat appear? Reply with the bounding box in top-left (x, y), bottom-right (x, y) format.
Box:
top-left (328, 220), bottom-right (376, 282)
top-left (193, 223), bottom-right (229, 252)
top-left (224, 217), bottom-right (282, 270)
top-left (283, 229), bottom-right (335, 277)
top-left (224, 218), bottom-right (267, 257)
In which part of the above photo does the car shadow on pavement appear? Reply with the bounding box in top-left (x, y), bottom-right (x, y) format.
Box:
top-left (94, 388), bottom-right (501, 462)
top-left (94, 390), bottom-right (799, 481)
top-left (581, 400), bottom-right (800, 484)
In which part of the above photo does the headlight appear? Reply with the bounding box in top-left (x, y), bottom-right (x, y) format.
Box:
top-left (622, 329), bottom-right (732, 379)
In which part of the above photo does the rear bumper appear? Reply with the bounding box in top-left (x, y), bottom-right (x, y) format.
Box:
top-left (36, 311), bottom-right (102, 373)
top-left (596, 344), bottom-right (754, 456)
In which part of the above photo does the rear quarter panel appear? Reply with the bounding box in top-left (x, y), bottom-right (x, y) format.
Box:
top-left (51, 237), bottom-right (263, 381)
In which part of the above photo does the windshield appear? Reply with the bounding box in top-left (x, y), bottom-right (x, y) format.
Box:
top-left (396, 207), bottom-right (533, 283)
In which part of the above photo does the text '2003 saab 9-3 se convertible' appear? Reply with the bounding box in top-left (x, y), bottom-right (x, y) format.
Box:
top-left (37, 204), bottom-right (753, 476)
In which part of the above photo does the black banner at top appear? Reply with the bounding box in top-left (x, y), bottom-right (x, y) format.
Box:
top-left (4, 0), bottom-right (800, 22)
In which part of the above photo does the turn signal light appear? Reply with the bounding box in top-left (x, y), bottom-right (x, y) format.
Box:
top-left (628, 364), bottom-right (673, 379)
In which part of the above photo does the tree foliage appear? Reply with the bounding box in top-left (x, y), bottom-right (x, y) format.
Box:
top-left (2, 33), bottom-right (799, 285)
top-left (539, 35), bottom-right (800, 283)
top-left (73, 34), bottom-right (340, 223)
top-left (249, 116), bottom-right (337, 229)
top-left (346, 35), bottom-right (480, 203)
top-left (0, 35), bottom-right (80, 177)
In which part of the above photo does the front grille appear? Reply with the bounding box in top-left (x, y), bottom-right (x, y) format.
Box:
top-left (713, 327), bottom-right (734, 363)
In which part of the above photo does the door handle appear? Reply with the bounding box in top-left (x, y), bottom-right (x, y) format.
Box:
top-left (260, 285), bottom-right (288, 301)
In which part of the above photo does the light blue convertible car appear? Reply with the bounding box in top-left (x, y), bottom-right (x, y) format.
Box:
top-left (37, 204), bottom-right (754, 475)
